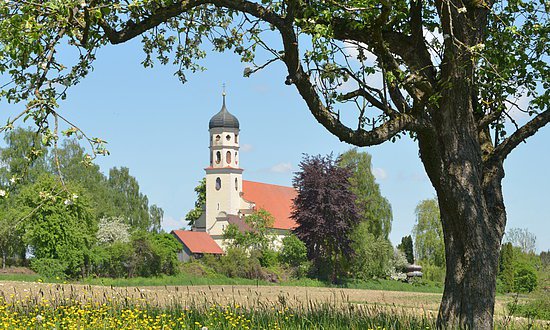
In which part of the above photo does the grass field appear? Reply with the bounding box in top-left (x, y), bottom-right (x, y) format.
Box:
top-left (0, 280), bottom-right (546, 329)
top-left (0, 272), bottom-right (444, 294)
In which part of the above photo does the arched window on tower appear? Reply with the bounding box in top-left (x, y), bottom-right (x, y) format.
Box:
top-left (216, 151), bottom-right (221, 164)
top-left (226, 134), bottom-right (231, 141)
top-left (226, 151), bottom-right (232, 164)
top-left (235, 152), bottom-right (238, 165)
top-left (215, 177), bottom-right (221, 190)
top-left (235, 178), bottom-right (238, 191)
top-left (235, 134), bottom-right (238, 143)
top-left (215, 135), bottom-right (221, 143)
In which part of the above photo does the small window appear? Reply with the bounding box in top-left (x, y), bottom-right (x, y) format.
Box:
top-left (226, 134), bottom-right (231, 141)
top-left (226, 151), bottom-right (232, 164)
top-left (215, 151), bottom-right (221, 164)
top-left (235, 134), bottom-right (238, 143)
top-left (215, 135), bottom-right (221, 142)
top-left (235, 178), bottom-right (238, 191)
top-left (215, 177), bottom-right (221, 190)
top-left (235, 152), bottom-right (238, 165)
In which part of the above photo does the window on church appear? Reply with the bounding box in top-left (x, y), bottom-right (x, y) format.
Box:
top-left (235, 134), bottom-right (238, 143)
top-left (226, 134), bottom-right (231, 141)
top-left (216, 151), bottom-right (221, 164)
top-left (216, 177), bottom-right (221, 190)
top-left (226, 151), bottom-right (232, 164)
top-left (235, 152), bottom-right (238, 165)
top-left (215, 135), bottom-right (221, 143)
top-left (235, 178), bottom-right (238, 191)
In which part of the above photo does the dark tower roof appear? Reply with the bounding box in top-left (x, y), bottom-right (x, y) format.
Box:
top-left (209, 94), bottom-right (239, 129)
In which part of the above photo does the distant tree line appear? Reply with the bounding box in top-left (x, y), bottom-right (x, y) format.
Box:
top-left (0, 128), bottom-right (176, 278)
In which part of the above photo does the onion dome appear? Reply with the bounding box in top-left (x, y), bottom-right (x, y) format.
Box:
top-left (209, 94), bottom-right (239, 129)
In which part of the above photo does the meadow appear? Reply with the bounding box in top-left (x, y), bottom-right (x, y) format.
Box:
top-left (0, 280), bottom-right (546, 329)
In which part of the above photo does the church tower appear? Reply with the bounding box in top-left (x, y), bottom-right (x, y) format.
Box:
top-left (194, 92), bottom-right (243, 241)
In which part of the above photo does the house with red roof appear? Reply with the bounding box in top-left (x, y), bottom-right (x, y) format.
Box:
top-left (172, 94), bottom-right (297, 259)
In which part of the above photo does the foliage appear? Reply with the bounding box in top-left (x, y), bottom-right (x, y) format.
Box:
top-left (507, 293), bottom-right (550, 321)
top-left (397, 235), bottom-right (414, 265)
top-left (418, 263), bottom-right (446, 283)
top-left (413, 199), bottom-right (445, 268)
top-left (349, 222), bottom-right (393, 280)
top-left (338, 149), bottom-right (392, 240)
top-left (498, 243), bottom-right (541, 293)
top-left (279, 234), bottom-right (308, 268)
top-left (30, 258), bottom-right (67, 279)
top-left (223, 209), bottom-right (276, 252)
top-left (504, 227), bottom-right (537, 254)
top-left (499, 242), bottom-right (516, 292)
top-left (513, 264), bottom-right (538, 293)
top-left (292, 154), bottom-right (360, 283)
top-left (0, 127), bottom-right (47, 189)
top-left (185, 178), bottom-right (206, 226)
top-left (96, 217), bottom-right (131, 245)
top-left (202, 247), bottom-right (263, 280)
top-left (1, 0), bottom-right (549, 325)
top-left (108, 167), bottom-right (153, 231)
top-left (388, 248), bottom-right (409, 276)
top-left (17, 174), bottom-right (96, 278)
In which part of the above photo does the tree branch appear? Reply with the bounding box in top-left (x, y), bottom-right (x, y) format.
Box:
top-left (489, 109), bottom-right (550, 163)
top-left (99, 0), bottom-right (285, 44)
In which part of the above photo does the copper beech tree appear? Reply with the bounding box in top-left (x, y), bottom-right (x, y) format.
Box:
top-left (1, 0), bottom-right (549, 328)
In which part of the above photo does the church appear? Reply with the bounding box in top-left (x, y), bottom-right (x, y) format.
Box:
top-left (172, 93), bottom-right (297, 261)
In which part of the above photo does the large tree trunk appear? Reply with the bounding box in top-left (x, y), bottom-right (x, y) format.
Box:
top-left (416, 24), bottom-right (507, 324)
top-left (419, 123), bottom-right (507, 329)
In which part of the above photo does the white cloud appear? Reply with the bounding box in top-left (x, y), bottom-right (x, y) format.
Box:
top-left (270, 162), bottom-right (293, 173)
top-left (240, 144), bottom-right (253, 152)
top-left (162, 215), bottom-right (187, 232)
top-left (372, 167), bottom-right (388, 180)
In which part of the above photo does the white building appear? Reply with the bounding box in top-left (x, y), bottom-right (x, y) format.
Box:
top-left (172, 94), bottom-right (296, 259)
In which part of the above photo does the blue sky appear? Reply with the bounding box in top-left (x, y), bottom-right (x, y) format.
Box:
top-left (2, 37), bottom-right (549, 252)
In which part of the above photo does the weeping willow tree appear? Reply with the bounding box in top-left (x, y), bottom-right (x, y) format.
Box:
top-left (1, 0), bottom-right (548, 328)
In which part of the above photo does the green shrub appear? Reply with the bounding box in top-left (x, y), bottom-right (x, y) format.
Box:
top-left (280, 235), bottom-right (307, 267)
top-left (419, 263), bottom-right (446, 283)
top-left (507, 293), bottom-right (550, 320)
top-left (30, 258), bottom-right (67, 279)
top-left (259, 249), bottom-right (279, 268)
top-left (513, 264), bottom-right (538, 293)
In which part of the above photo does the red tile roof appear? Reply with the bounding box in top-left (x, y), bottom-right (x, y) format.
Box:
top-left (242, 180), bottom-right (297, 230)
top-left (171, 230), bottom-right (224, 255)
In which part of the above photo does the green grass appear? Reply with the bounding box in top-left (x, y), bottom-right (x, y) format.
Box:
top-left (0, 271), bottom-right (444, 294)
top-left (0, 273), bottom-right (42, 282)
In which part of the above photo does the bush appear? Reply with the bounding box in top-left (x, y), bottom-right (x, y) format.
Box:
top-left (507, 293), bottom-right (550, 320)
top-left (30, 258), bottom-right (67, 279)
top-left (419, 263), bottom-right (446, 283)
top-left (259, 249), bottom-right (279, 268)
top-left (514, 264), bottom-right (538, 293)
top-left (279, 235), bottom-right (307, 267)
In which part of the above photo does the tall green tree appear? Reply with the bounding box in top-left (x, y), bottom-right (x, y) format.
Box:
top-left (338, 149), bottom-right (392, 239)
top-left (2, 0), bottom-right (550, 326)
top-left (185, 178), bottom-right (206, 226)
top-left (397, 235), bottom-right (415, 265)
top-left (0, 127), bottom-right (47, 188)
top-left (52, 139), bottom-right (117, 218)
top-left (413, 199), bottom-right (445, 268)
top-left (108, 167), bottom-right (154, 231)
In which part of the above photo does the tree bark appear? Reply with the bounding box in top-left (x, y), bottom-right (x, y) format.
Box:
top-left (416, 40), bottom-right (507, 327)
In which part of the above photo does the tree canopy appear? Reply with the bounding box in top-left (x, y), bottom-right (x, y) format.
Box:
top-left (413, 198), bottom-right (445, 268)
top-left (338, 148), bottom-right (392, 239)
top-left (1, 0), bottom-right (549, 327)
